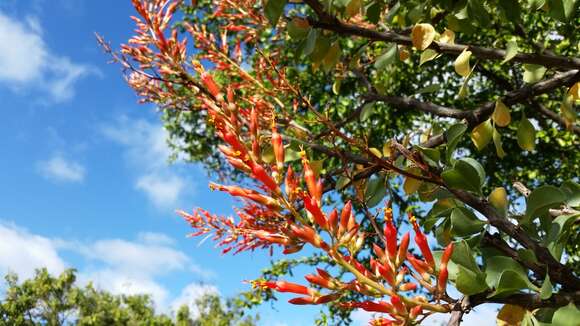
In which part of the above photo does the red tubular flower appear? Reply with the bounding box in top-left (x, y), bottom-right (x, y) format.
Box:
top-left (271, 126), bottom-right (284, 169)
top-left (372, 259), bottom-right (395, 286)
top-left (200, 72), bottom-right (221, 97)
top-left (409, 305), bottom-right (422, 320)
top-left (284, 166), bottom-right (298, 200)
top-left (250, 162), bottom-right (279, 193)
top-left (390, 295), bottom-right (407, 315)
top-left (396, 232), bottom-right (410, 267)
top-left (263, 281), bottom-right (312, 295)
top-left (250, 107), bottom-right (258, 138)
top-left (290, 225), bottom-right (329, 250)
top-left (383, 209), bottom-right (398, 260)
top-left (305, 274), bottom-right (332, 289)
top-left (327, 208), bottom-right (338, 234)
top-left (339, 201), bottom-right (352, 236)
top-left (289, 293), bottom-right (338, 305)
top-left (359, 301), bottom-right (395, 314)
top-left (409, 213), bottom-right (435, 268)
top-left (369, 317), bottom-right (395, 326)
top-left (301, 156), bottom-right (318, 200)
top-left (398, 282), bottom-right (417, 292)
top-left (303, 195), bottom-right (327, 230)
top-left (437, 243), bottom-right (454, 293)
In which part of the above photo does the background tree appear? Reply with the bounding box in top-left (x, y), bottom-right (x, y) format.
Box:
top-left (0, 268), bottom-right (257, 325)
top-left (106, 0), bottom-right (580, 324)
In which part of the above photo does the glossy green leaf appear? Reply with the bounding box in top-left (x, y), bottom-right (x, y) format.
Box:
top-left (456, 265), bottom-right (488, 295)
top-left (451, 240), bottom-right (481, 273)
top-left (552, 303), bottom-right (580, 326)
top-left (264, 0), bottom-right (287, 26)
top-left (442, 158), bottom-right (485, 194)
top-left (540, 274), bottom-right (552, 299)
top-left (445, 123), bottom-right (467, 162)
top-left (450, 207), bottom-right (486, 237)
top-left (374, 43), bottom-right (397, 70)
top-left (488, 270), bottom-right (530, 297)
top-left (525, 185), bottom-right (566, 219)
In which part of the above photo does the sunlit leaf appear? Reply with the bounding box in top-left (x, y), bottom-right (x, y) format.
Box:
top-left (411, 23), bottom-right (436, 50)
top-left (492, 127), bottom-right (507, 159)
top-left (471, 119), bottom-right (493, 151)
top-left (454, 48), bottom-right (472, 77)
top-left (492, 100), bottom-right (511, 127)
top-left (517, 118), bottom-right (536, 151)
top-left (497, 304), bottom-right (526, 326)
top-left (523, 64), bottom-right (547, 83)
top-left (502, 37), bottom-right (518, 64)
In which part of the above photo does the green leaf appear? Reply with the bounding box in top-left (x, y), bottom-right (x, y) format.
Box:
top-left (548, 0), bottom-right (578, 21)
top-left (264, 0), bottom-right (287, 26)
top-left (484, 256), bottom-right (535, 291)
top-left (420, 49), bottom-right (440, 66)
top-left (403, 167), bottom-right (423, 195)
top-left (360, 103), bottom-right (375, 121)
top-left (442, 158), bottom-right (485, 194)
top-left (525, 185), bottom-right (566, 219)
top-left (374, 43), bottom-right (398, 70)
top-left (517, 118), bottom-right (536, 151)
top-left (416, 83), bottom-right (440, 94)
top-left (502, 37), bottom-right (518, 64)
top-left (451, 240), bottom-right (481, 273)
top-left (552, 303), bottom-right (580, 326)
top-left (540, 274), bottom-right (552, 299)
top-left (456, 265), bottom-right (488, 295)
top-left (365, 177), bottom-right (386, 208)
top-left (450, 207), bottom-right (486, 237)
top-left (445, 123), bottom-right (467, 162)
top-left (561, 181), bottom-right (580, 207)
top-left (523, 64), bottom-right (547, 83)
top-left (488, 270), bottom-right (530, 297)
top-left (303, 28), bottom-right (318, 56)
top-left (287, 18), bottom-right (310, 39)
top-left (284, 147), bottom-right (301, 162)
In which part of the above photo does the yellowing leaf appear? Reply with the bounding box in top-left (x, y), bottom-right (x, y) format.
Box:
top-left (322, 42), bottom-right (341, 72)
top-left (493, 128), bottom-right (507, 159)
top-left (492, 100), bottom-right (511, 127)
top-left (523, 64), bottom-right (546, 83)
top-left (382, 141), bottom-right (393, 158)
top-left (420, 49), bottom-right (440, 66)
top-left (345, 0), bottom-right (362, 18)
top-left (502, 37), bottom-right (518, 64)
top-left (398, 46), bottom-right (410, 61)
top-left (517, 118), bottom-right (536, 151)
top-left (411, 23), bottom-right (436, 50)
top-left (489, 187), bottom-right (508, 214)
top-left (454, 48), bottom-right (472, 77)
top-left (471, 119), bottom-right (493, 151)
top-left (561, 93), bottom-right (577, 127)
top-left (403, 167), bottom-right (422, 195)
top-left (497, 304), bottom-right (526, 326)
top-left (369, 147), bottom-right (382, 158)
top-left (569, 82), bottom-right (580, 101)
top-left (332, 78), bottom-right (342, 95)
top-left (439, 28), bottom-right (455, 44)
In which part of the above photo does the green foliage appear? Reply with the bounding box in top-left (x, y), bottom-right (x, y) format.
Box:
top-left (0, 269), bottom-right (257, 326)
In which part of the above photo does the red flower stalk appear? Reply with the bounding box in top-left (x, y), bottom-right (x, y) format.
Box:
top-left (250, 162), bottom-right (279, 193)
top-left (250, 107), bottom-right (258, 138)
top-left (396, 232), bottom-right (410, 267)
top-left (437, 243), bottom-right (454, 293)
top-left (200, 72), bottom-right (221, 98)
top-left (383, 207), bottom-right (398, 260)
top-left (303, 194), bottom-right (327, 230)
top-left (409, 213), bottom-right (435, 268)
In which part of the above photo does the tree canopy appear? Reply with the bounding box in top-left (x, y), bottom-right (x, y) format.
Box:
top-left (0, 268), bottom-right (257, 326)
top-left (105, 0), bottom-right (580, 324)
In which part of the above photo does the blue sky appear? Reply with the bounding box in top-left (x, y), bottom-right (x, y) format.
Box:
top-left (0, 1), bottom-right (497, 325)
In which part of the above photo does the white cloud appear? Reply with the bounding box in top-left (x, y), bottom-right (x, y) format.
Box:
top-left (0, 11), bottom-right (98, 102)
top-left (37, 154), bottom-right (85, 183)
top-left (171, 283), bottom-right (219, 317)
top-left (0, 221), bottom-right (213, 313)
top-left (101, 117), bottom-right (194, 208)
top-left (0, 223), bottom-right (65, 280)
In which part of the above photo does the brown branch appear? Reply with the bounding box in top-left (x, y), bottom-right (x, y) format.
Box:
top-left (532, 101), bottom-right (580, 134)
top-left (302, 0), bottom-right (580, 70)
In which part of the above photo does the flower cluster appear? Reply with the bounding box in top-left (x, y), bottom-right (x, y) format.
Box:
top-left (118, 0), bottom-right (456, 324)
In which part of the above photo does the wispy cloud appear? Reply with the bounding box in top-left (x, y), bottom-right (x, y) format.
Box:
top-left (37, 154), bottom-right (85, 183)
top-left (0, 11), bottom-right (98, 102)
top-left (101, 116), bottom-right (195, 209)
top-left (0, 221), bottom-right (213, 313)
